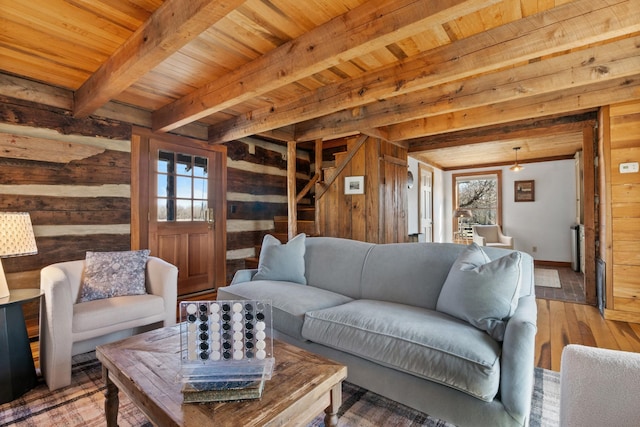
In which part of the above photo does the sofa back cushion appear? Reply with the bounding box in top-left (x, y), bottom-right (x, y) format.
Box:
top-left (304, 237), bottom-right (373, 299)
top-left (253, 233), bottom-right (306, 284)
top-left (360, 243), bottom-right (462, 310)
top-left (304, 238), bottom-right (534, 310)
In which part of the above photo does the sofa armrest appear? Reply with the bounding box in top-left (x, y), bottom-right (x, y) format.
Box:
top-left (40, 264), bottom-right (76, 390)
top-left (145, 256), bottom-right (178, 327)
top-left (230, 268), bottom-right (258, 285)
top-left (500, 295), bottom-right (537, 424)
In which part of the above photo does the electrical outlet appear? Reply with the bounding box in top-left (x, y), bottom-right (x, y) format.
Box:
top-left (532, 246), bottom-right (537, 253)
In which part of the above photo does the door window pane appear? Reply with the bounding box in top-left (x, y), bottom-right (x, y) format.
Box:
top-left (157, 150), bottom-right (208, 222)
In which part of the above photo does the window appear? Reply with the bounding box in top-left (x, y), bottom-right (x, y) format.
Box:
top-left (453, 171), bottom-right (502, 228)
top-left (157, 150), bottom-right (208, 221)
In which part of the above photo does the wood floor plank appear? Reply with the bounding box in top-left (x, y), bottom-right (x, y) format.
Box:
top-left (549, 299), bottom-right (571, 371)
top-left (534, 298), bottom-right (551, 370)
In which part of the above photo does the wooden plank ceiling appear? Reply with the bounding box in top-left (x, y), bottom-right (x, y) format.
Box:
top-left (1, 0), bottom-right (639, 169)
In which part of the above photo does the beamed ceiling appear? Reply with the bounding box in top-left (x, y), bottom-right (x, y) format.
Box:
top-left (1, 0), bottom-right (639, 169)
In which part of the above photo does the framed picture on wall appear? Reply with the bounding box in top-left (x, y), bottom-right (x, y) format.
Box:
top-left (515, 180), bottom-right (535, 202)
top-left (344, 176), bottom-right (365, 195)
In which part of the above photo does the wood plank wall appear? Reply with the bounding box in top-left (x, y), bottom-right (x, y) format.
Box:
top-left (602, 100), bottom-right (640, 322)
top-left (224, 137), bottom-right (310, 282)
top-left (317, 136), bottom-right (408, 243)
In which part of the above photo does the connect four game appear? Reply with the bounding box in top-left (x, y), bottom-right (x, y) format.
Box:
top-left (178, 300), bottom-right (274, 402)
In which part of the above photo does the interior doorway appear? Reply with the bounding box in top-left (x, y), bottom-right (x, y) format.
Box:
top-left (418, 164), bottom-right (433, 242)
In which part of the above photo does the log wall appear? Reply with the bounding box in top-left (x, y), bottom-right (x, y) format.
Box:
top-left (0, 96), bottom-right (312, 328)
top-left (224, 137), bottom-right (310, 282)
top-left (0, 97), bottom-right (132, 327)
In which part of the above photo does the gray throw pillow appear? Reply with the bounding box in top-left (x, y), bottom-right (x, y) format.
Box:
top-left (252, 233), bottom-right (306, 284)
top-left (79, 249), bottom-right (150, 302)
top-left (436, 243), bottom-right (522, 341)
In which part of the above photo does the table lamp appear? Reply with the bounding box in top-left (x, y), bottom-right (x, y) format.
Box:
top-left (453, 208), bottom-right (473, 240)
top-left (0, 212), bottom-right (38, 299)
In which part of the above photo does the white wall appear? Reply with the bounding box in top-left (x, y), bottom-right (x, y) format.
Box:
top-left (502, 159), bottom-right (577, 262)
top-left (407, 157), bottom-right (577, 262)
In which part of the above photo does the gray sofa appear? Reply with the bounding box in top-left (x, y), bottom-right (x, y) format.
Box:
top-left (218, 236), bottom-right (537, 427)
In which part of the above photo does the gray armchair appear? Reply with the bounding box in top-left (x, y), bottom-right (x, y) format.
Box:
top-left (472, 224), bottom-right (514, 249)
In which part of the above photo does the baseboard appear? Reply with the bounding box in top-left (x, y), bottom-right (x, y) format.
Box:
top-left (534, 260), bottom-right (572, 268)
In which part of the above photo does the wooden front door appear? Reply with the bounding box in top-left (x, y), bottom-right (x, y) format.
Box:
top-left (132, 129), bottom-right (226, 297)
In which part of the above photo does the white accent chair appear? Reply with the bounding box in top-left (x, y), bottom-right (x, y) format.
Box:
top-left (39, 256), bottom-right (178, 390)
top-left (472, 224), bottom-right (514, 249)
top-left (560, 344), bottom-right (640, 427)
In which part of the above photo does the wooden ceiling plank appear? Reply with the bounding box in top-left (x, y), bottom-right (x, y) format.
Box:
top-left (153, 0), bottom-right (498, 132)
top-left (73, 0), bottom-right (245, 118)
top-left (207, 0), bottom-right (640, 143)
top-left (386, 74), bottom-right (640, 141)
top-left (295, 33), bottom-right (640, 141)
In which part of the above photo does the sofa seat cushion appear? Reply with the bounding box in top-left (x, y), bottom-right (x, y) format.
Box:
top-left (302, 299), bottom-right (502, 401)
top-left (73, 294), bottom-right (165, 338)
top-left (217, 281), bottom-right (353, 341)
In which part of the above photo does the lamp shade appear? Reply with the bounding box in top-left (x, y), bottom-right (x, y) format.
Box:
top-left (453, 208), bottom-right (473, 218)
top-left (0, 212), bottom-right (38, 258)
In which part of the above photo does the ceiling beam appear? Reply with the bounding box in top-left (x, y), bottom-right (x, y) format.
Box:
top-left (437, 154), bottom-right (577, 172)
top-left (73, 0), bottom-right (243, 118)
top-left (153, 0), bottom-right (497, 133)
top-left (295, 34), bottom-right (640, 141)
top-left (385, 74), bottom-right (640, 141)
top-left (208, 0), bottom-right (640, 143)
top-left (407, 112), bottom-right (597, 152)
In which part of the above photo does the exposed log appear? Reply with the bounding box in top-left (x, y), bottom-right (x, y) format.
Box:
top-left (385, 74), bottom-right (640, 140)
top-left (287, 141), bottom-right (297, 239)
top-left (209, 0), bottom-right (640, 143)
top-left (0, 133), bottom-right (105, 163)
top-left (74, 0), bottom-right (243, 117)
top-left (296, 34), bottom-right (640, 141)
top-left (407, 112), bottom-right (597, 152)
top-left (156, 0), bottom-right (496, 132)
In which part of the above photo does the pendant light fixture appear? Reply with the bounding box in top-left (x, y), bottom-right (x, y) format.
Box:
top-left (509, 146), bottom-right (524, 172)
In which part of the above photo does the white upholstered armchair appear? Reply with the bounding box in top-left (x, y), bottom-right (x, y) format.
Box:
top-left (39, 256), bottom-right (178, 390)
top-left (560, 344), bottom-right (640, 426)
top-left (472, 224), bottom-right (514, 249)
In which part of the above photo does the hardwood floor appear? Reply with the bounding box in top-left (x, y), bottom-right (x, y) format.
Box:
top-left (535, 299), bottom-right (640, 372)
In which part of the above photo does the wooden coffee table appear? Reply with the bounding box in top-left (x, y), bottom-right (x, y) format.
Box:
top-left (96, 325), bottom-right (347, 427)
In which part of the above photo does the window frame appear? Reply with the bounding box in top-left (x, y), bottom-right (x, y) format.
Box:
top-left (452, 170), bottom-right (503, 231)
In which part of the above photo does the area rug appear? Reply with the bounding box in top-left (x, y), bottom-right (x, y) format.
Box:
top-left (534, 268), bottom-right (562, 288)
top-left (0, 352), bottom-right (560, 426)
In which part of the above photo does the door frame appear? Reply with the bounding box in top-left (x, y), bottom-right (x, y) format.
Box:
top-left (418, 163), bottom-right (434, 242)
top-left (131, 126), bottom-right (227, 289)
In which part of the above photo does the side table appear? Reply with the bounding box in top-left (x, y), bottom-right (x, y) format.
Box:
top-left (0, 288), bottom-right (43, 404)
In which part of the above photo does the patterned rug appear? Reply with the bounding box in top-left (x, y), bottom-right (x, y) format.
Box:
top-left (534, 268), bottom-right (562, 288)
top-left (0, 352), bottom-right (560, 426)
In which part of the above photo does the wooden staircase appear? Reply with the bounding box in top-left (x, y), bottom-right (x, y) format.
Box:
top-left (244, 205), bottom-right (317, 269)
